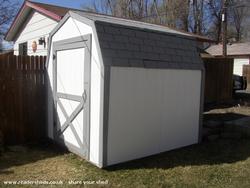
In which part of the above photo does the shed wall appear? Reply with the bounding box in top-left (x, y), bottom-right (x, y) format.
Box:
top-left (47, 17), bottom-right (103, 167)
top-left (14, 11), bottom-right (58, 56)
top-left (107, 67), bottom-right (201, 165)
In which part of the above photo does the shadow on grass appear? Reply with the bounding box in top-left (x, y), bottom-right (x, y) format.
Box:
top-left (0, 141), bottom-right (67, 174)
top-left (204, 91), bottom-right (250, 112)
top-left (105, 139), bottom-right (250, 171)
top-left (1, 139), bottom-right (250, 173)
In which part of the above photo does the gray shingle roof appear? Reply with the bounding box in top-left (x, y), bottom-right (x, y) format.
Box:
top-left (206, 43), bottom-right (250, 57)
top-left (71, 11), bottom-right (204, 70)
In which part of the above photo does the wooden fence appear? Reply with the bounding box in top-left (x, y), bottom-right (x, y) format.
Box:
top-left (203, 58), bottom-right (234, 104)
top-left (0, 54), bottom-right (47, 145)
top-left (243, 65), bottom-right (250, 91)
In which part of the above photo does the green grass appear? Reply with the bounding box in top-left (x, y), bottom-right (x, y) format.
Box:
top-left (1, 139), bottom-right (250, 188)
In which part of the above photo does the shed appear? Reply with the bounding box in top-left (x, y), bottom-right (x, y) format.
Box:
top-left (47, 11), bottom-right (204, 168)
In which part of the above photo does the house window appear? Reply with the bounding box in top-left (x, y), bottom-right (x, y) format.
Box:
top-left (19, 42), bottom-right (27, 55)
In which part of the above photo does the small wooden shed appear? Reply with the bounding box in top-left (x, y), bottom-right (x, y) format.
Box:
top-left (47, 11), bottom-right (204, 168)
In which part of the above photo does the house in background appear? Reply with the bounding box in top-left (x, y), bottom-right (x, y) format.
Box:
top-left (5, 1), bottom-right (213, 56)
top-left (4, 1), bottom-right (77, 56)
top-left (206, 43), bottom-right (250, 76)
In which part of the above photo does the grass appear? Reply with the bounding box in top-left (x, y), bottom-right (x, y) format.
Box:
top-left (1, 139), bottom-right (250, 188)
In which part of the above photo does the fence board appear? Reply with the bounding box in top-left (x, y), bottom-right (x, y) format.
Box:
top-left (0, 54), bottom-right (47, 145)
top-left (203, 58), bottom-right (234, 104)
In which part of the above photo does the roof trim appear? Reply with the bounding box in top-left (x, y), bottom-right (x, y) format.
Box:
top-left (26, 1), bottom-right (62, 21)
top-left (5, 0), bottom-right (62, 41)
top-left (4, 1), bottom-right (27, 41)
top-left (46, 13), bottom-right (71, 68)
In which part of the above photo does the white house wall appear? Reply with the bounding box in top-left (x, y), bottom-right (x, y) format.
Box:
top-left (14, 11), bottom-right (58, 56)
top-left (233, 58), bottom-right (249, 76)
top-left (47, 17), bottom-right (103, 167)
top-left (107, 67), bottom-right (201, 166)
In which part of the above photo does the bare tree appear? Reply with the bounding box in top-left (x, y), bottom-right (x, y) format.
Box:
top-left (228, 0), bottom-right (248, 41)
top-left (190, 0), bottom-right (205, 34)
top-left (206, 0), bottom-right (224, 42)
top-left (82, 0), bottom-right (152, 20)
top-left (0, 0), bottom-right (19, 40)
top-left (81, 0), bottom-right (250, 44)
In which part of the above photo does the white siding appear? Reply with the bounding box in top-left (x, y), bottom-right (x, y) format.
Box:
top-left (107, 67), bottom-right (201, 166)
top-left (233, 58), bottom-right (249, 76)
top-left (47, 17), bottom-right (103, 167)
top-left (14, 11), bottom-right (58, 56)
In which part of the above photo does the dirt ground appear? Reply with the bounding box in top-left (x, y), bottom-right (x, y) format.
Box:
top-left (204, 92), bottom-right (250, 122)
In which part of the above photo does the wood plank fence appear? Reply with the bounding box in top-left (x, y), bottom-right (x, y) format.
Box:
top-left (203, 58), bottom-right (234, 104)
top-left (0, 54), bottom-right (47, 145)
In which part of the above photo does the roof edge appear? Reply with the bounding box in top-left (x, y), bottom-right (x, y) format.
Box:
top-left (5, 0), bottom-right (62, 41)
top-left (46, 13), bottom-right (71, 68)
top-left (26, 1), bottom-right (62, 21)
top-left (4, 1), bottom-right (27, 41)
top-left (72, 10), bottom-right (214, 43)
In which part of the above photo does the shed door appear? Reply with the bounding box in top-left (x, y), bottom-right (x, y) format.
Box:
top-left (53, 35), bottom-right (91, 159)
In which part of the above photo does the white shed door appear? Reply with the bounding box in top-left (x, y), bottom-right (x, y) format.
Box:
top-left (53, 35), bottom-right (91, 159)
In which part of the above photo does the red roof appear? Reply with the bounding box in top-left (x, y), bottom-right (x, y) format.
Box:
top-left (5, 0), bottom-right (78, 41)
top-left (27, 1), bottom-right (77, 18)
